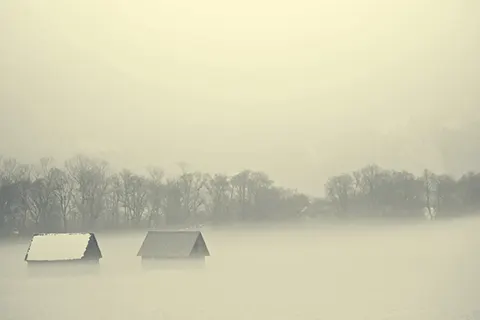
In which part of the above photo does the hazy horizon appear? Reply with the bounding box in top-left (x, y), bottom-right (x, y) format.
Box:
top-left (1, 0), bottom-right (479, 196)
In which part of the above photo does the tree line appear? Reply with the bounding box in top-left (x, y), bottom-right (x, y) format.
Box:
top-left (1, 154), bottom-right (478, 237)
top-left (0, 155), bottom-right (310, 236)
top-left (325, 164), bottom-right (480, 219)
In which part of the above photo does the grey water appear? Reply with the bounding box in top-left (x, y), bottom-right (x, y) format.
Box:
top-left (1, 219), bottom-right (480, 320)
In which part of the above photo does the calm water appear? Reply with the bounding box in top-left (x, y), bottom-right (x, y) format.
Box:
top-left (1, 220), bottom-right (480, 320)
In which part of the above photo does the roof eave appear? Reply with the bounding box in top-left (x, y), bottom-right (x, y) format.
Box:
top-left (26, 258), bottom-right (84, 263)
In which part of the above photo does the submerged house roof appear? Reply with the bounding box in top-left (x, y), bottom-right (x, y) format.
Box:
top-left (24, 233), bottom-right (103, 262)
top-left (137, 230), bottom-right (210, 258)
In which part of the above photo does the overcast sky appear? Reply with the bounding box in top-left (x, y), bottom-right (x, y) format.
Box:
top-left (1, 0), bottom-right (479, 195)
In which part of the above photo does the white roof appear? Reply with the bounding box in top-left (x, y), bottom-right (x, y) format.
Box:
top-left (25, 233), bottom-right (92, 262)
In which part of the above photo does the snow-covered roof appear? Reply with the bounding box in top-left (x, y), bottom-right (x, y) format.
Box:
top-left (24, 233), bottom-right (102, 262)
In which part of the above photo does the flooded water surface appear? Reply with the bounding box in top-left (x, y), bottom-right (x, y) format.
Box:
top-left (1, 221), bottom-right (480, 320)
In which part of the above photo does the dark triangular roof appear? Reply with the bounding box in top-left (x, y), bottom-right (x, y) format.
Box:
top-left (137, 230), bottom-right (210, 258)
top-left (25, 232), bottom-right (102, 262)
top-left (84, 233), bottom-right (103, 260)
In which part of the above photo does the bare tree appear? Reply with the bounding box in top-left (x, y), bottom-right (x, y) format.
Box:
top-left (0, 157), bottom-right (31, 183)
top-left (246, 171), bottom-right (274, 219)
top-left (24, 158), bottom-right (57, 231)
top-left (177, 170), bottom-right (208, 223)
top-left (0, 158), bottom-right (31, 232)
top-left (325, 174), bottom-right (354, 216)
top-left (231, 170), bottom-right (251, 220)
top-left (146, 167), bottom-right (165, 227)
top-left (51, 168), bottom-right (75, 232)
top-left (163, 179), bottom-right (182, 225)
top-left (423, 169), bottom-right (437, 220)
top-left (66, 155), bottom-right (109, 229)
top-left (205, 174), bottom-right (232, 222)
top-left (105, 174), bottom-right (122, 228)
top-left (119, 169), bottom-right (134, 223)
top-left (119, 170), bottom-right (148, 226)
top-left (434, 174), bottom-right (457, 216)
top-left (359, 164), bottom-right (383, 208)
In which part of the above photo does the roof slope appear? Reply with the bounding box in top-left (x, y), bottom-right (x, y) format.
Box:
top-left (137, 230), bottom-right (210, 258)
top-left (24, 233), bottom-right (103, 262)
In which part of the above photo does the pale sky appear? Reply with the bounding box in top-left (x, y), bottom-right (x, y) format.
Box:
top-left (1, 0), bottom-right (479, 195)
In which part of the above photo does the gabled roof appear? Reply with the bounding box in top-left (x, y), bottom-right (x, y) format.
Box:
top-left (24, 233), bottom-right (103, 262)
top-left (137, 230), bottom-right (210, 258)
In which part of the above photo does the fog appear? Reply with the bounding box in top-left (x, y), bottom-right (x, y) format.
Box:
top-left (2, 220), bottom-right (480, 319)
top-left (2, 0), bottom-right (480, 318)
top-left (1, 0), bottom-right (480, 194)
